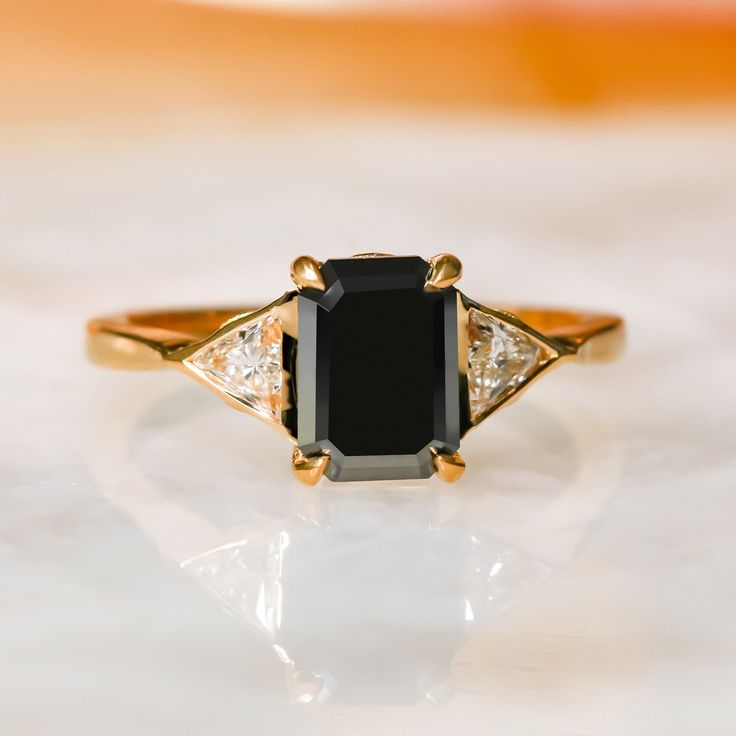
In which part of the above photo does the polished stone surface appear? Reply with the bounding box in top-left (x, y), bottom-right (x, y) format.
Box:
top-left (297, 256), bottom-right (459, 481)
top-left (467, 307), bottom-right (551, 419)
top-left (1, 116), bottom-right (735, 735)
top-left (189, 308), bottom-right (282, 419)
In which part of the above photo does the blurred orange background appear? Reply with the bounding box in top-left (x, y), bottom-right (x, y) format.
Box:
top-left (2, 10), bottom-right (736, 730)
top-left (2, 0), bottom-right (736, 134)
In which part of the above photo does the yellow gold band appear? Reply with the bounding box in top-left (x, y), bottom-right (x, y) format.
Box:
top-left (87, 303), bottom-right (624, 371)
top-left (85, 251), bottom-right (625, 485)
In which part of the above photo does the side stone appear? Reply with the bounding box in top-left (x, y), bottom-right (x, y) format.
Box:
top-left (467, 308), bottom-right (552, 420)
top-left (188, 310), bottom-right (283, 420)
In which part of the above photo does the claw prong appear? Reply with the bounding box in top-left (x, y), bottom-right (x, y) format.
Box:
top-left (432, 449), bottom-right (466, 483)
top-left (292, 447), bottom-right (329, 486)
top-left (290, 256), bottom-right (325, 292)
top-left (425, 253), bottom-right (462, 290)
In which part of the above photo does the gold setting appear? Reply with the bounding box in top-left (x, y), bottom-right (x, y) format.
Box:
top-left (425, 253), bottom-right (463, 291)
top-left (86, 252), bottom-right (625, 484)
top-left (291, 447), bottom-right (330, 486)
top-left (290, 255), bottom-right (325, 292)
top-left (432, 450), bottom-right (466, 483)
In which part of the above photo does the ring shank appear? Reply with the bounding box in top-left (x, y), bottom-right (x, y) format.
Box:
top-left (87, 305), bottom-right (624, 370)
top-left (497, 306), bottom-right (625, 363)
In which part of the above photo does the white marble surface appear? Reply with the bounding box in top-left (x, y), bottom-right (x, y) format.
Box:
top-left (1, 115), bottom-right (735, 735)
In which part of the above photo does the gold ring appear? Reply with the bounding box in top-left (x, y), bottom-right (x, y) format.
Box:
top-left (86, 253), bottom-right (624, 485)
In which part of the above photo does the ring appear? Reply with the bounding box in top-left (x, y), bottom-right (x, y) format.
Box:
top-left (87, 253), bottom-right (624, 485)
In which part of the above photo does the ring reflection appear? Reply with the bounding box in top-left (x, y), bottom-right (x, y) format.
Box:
top-left (86, 385), bottom-right (619, 706)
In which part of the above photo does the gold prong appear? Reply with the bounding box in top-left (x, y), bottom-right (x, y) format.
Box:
top-left (290, 256), bottom-right (325, 292)
top-left (291, 447), bottom-right (329, 486)
top-left (432, 450), bottom-right (466, 483)
top-left (425, 253), bottom-right (462, 291)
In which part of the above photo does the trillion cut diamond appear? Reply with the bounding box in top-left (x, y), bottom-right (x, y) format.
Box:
top-left (467, 308), bottom-right (551, 420)
top-left (189, 310), bottom-right (282, 419)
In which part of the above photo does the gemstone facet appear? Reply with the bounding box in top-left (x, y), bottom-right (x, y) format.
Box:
top-left (189, 310), bottom-right (282, 420)
top-left (297, 257), bottom-right (460, 482)
top-left (467, 308), bottom-right (552, 420)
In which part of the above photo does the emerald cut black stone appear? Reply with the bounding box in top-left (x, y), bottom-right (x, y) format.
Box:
top-left (297, 256), bottom-right (460, 481)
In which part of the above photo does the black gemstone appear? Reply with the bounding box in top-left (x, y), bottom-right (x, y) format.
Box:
top-left (297, 256), bottom-right (460, 481)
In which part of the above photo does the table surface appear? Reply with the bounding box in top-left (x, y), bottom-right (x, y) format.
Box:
top-left (1, 115), bottom-right (735, 735)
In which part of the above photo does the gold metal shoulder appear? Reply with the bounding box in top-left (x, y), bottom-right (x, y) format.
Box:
top-left (458, 291), bottom-right (624, 434)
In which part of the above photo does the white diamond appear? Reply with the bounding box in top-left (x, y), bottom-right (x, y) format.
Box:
top-left (189, 310), bottom-right (282, 419)
top-left (467, 308), bottom-right (551, 420)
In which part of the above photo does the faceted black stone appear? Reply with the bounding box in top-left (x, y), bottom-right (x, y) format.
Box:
top-left (297, 256), bottom-right (460, 481)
